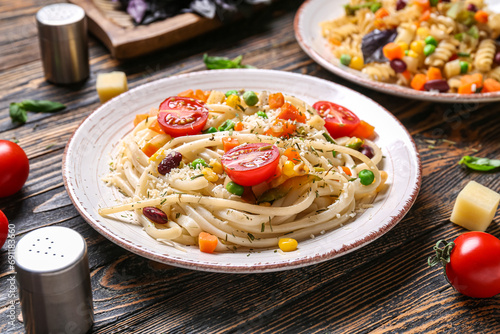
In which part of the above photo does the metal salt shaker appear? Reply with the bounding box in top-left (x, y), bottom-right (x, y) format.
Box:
top-left (15, 226), bottom-right (94, 334)
top-left (36, 3), bottom-right (89, 84)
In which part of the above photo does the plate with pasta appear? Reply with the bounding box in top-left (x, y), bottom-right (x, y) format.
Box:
top-left (63, 69), bottom-right (421, 273)
top-left (294, 0), bottom-right (500, 102)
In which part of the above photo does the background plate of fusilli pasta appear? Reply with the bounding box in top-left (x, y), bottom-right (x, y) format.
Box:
top-left (294, 0), bottom-right (500, 102)
top-left (63, 69), bottom-right (421, 273)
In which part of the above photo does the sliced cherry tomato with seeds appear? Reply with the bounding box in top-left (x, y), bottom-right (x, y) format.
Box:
top-left (313, 101), bottom-right (360, 138)
top-left (157, 96), bottom-right (208, 137)
top-left (221, 143), bottom-right (280, 186)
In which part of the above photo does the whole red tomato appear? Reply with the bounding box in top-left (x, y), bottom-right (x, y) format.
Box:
top-left (0, 140), bottom-right (29, 197)
top-left (429, 232), bottom-right (500, 298)
top-left (0, 210), bottom-right (8, 249)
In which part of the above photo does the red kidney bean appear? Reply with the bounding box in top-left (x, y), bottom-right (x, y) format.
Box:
top-left (396, 0), bottom-right (407, 10)
top-left (467, 4), bottom-right (477, 12)
top-left (390, 59), bottom-right (407, 73)
top-left (143, 207), bottom-right (169, 224)
top-left (158, 151), bottom-right (182, 175)
top-left (494, 52), bottom-right (500, 65)
top-left (360, 145), bottom-right (374, 159)
top-left (424, 79), bottom-right (450, 93)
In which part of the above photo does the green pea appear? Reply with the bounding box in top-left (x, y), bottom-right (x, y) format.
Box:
top-left (457, 52), bottom-right (470, 58)
top-left (226, 181), bottom-right (244, 196)
top-left (203, 127), bottom-right (217, 134)
top-left (423, 44), bottom-right (436, 56)
top-left (242, 91), bottom-right (259, 106)
top-left (358, 169), bottom-right (375, 186)
top-left (225, 90), bottom-right (239, 97)
top-left (404, 49), bottom-right (409, 56)
top-left (340, 54), bottom-right (351, 66)
top-left (190, 158), bottom-right (208, 169)
top-left (218, 119), bottom-right (235, 132)
top-left (459, 61), bottom-right (469, 74)
top-left (424, 36), bottom-right (438, 46)
top-left (257, 110), bottom-right (268, 119)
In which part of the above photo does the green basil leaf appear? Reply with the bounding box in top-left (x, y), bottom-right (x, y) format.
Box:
top-left (458, 156), bottom-right (500, 172)
top-left (20, 99), bottom-right (66, 113)
top-left (9, 103), bottom-right (28, 124)
top-left (203, 54), bottom-right (255, 70)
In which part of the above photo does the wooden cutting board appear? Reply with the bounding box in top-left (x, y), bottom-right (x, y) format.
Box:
top-left (69, 0), bottom-right (222, 59)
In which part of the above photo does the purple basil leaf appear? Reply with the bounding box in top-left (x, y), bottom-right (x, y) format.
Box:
top-left (361, 28), bottom-right (397, 63)
top-left (127, 0), bottom-right (147, 24)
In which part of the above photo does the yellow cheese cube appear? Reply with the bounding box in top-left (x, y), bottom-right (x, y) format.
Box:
top-left (450, 181), bottom-right (500, 231)
top-left (96, 71), bottom-right (128, 103)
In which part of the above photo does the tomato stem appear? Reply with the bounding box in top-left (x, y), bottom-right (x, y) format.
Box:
top-left (428, 239), bottom-right (455, 268)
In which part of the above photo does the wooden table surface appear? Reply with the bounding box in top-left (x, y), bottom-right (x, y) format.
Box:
top-left (1, 1), bottom-right (499, 333)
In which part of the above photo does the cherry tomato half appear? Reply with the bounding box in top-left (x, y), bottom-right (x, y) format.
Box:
top-left (445, 232), bottom-right (500, 298)
top-left (313, 101), bottom-right (360, 138)
top-left (221, 143), bottom-right (280, 186)
top-left (0, 140), bottom-right (29, 197)
top-left (0, 210), bottom-right (8, 249)
top-left (157, 96), bottom-right (209, 137)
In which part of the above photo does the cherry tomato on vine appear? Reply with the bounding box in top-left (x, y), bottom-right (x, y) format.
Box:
top-left (429, 231), bottom-right (500, 298)
top-left (313, 101), bottom-right (360, 138)
top-left (0, 210), bottom-right (8, 249)
top-left (0, 140), bottom-right (29, 197)
top-left (157, 96), bottom-right (209, 137)
top-left (221, 143), bottom-right (280, 186)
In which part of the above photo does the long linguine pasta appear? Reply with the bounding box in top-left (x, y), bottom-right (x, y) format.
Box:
top-left (99, 90), bottom-right (387, 252)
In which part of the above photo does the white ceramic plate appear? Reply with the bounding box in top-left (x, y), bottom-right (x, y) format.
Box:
top-left (63, 69), bottom-right (421, 273)
top-left (294, 0), bottom-right (500, 103)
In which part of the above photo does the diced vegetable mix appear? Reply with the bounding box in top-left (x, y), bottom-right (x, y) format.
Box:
top-left (323, 0), bottom-right (500, 94)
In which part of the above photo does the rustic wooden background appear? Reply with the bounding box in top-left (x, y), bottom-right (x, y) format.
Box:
top-left (1, 0), bottom-right (499, 333)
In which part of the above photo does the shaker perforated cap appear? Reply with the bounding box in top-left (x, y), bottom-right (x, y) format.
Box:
top-left (36, 3), bottom-right (89, 84)
top-left (15, 226), bottom-right (94, 333)
top-left (15, 226), bottom-right (88, 293)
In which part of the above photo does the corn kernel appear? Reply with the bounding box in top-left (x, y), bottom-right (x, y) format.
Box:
top-left (202, 168), bottom-right (219, 182)
top-left (408, 50), bottom-right (419, 58)
top-left (376, 170), bottom-right (388, 192)
top-left (225, 95), bottom-right (241, 108)
top-left (397, 42), bottom-right (409, 51)
top-left (283, 161), bottom-right (295, 177)
top-left (416, 27), bottom-right (430, 39)
top-left (410, 40), bottom-right (425, 54)
top-left (209, 159), bottom-right (223, 174)
top-left (349, 56), bottom-right (364, 70)
top-left (278, 238), bottom-right (298, 252)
